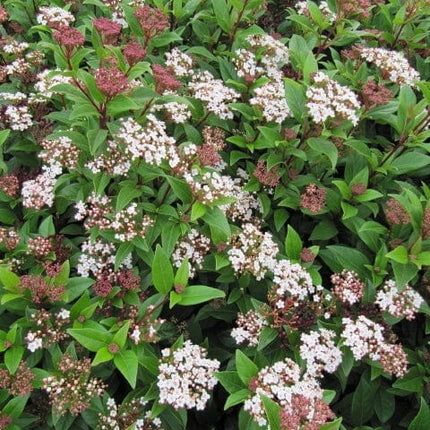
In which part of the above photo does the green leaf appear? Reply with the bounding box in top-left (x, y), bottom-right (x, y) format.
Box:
top-left (392, 377), bottom-right (423, 394)
top-left (235, 349), bottom-right (259, 385)
top-left (150, 31), bottom-right (182, 47)
top-left (392, 261), bottom-right (418, 287)
top-left (409, 397), bottom-right (430, 430)
top-left (114, 349), bottom-right (138, 388)
top-left (224, 389), bottom-right (252, 410)
top-left (115, 242), bottom-right (134, 271)
top-left (261, 394), bottom-right (281, 430)
top-left (285, 225), bottom-right (302, 260)
top-left (202, 207), bottom-right (231, 244)
top-left (319, 417), bottom-right (343, 430)
top-left (92, 346), bottom-right (114, 366)
top-left (66, 277), bottom-right (95, 303)
top-left (67, 328), bottom-right (112, 352)
top-left (152, 244), bottom-right (174, 294)
top-left (116, 185), bottom-right (141, 211)
top-left (5, 346), bottom-right (24, 374)
top-left (211, 0), bottom-right (231, 33)
top-left (310, 220), bottom-right (338, 240)
top-left (166, 176), bottom-right (193, 204)
top-left (257, 327), bottom-right (278, 351)
top-left (351, 371), bottom-right (379, 425)
top-left (374, 388), bottom-right (395, 423)
top-left (0, 129), bottom-right (10, 146)
top-left (39, 215), bottom-right (56, 236)
top-left (53, 260), bottom-right (70, 287)
top-left (389, 152), bottom-right (430, 175)
top-left (112, 320), bottom-right (130, 349)
top-left (386, 245), bottom-right (409, 264)
top-left (170, 285), bottom-right (225, 308)
top-left (320, 245), bottom-right (370, 278)
top-left (215, 371), bottom-right (246, 394)
top-left (307, 138), bottom-right (338, 170)
top-left (107, 94), bottom-right (140, 116)
top-left (2, 395), bottom-right (29, 419)
top-left (87, 128), bottom-right (108, 156)
top-left (0, 267), bottom-right (20, 293)
top-left (174, 258), bottom-right (189, 288)
top-left (190, 200), bottom-right (207, 221)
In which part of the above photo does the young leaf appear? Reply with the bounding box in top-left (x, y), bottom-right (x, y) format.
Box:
top-left (152, 244), bottom-right (174, 294)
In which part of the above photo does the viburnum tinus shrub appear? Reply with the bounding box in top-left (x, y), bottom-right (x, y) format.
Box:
top-left (0, 0), bottom-right (429, 429)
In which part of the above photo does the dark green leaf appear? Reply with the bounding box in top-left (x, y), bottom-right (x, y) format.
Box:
top-left (215, 371), bottom-right (246, 394)
top-left (409, 397), bottom-right (430, 430)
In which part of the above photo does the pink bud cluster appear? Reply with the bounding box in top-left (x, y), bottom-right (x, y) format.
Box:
top-left (231, 310), bottom-right (267, 347)
top-left (43, 354), bottom-right (106, 416)
top-left (331, 269), bottom-right (365, 306)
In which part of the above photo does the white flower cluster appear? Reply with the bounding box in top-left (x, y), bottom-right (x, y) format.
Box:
top-left (250, 79), bottom-right (291, 124)
top-left (5, 58), bottom-right (30, 77)
top-left (2, 40), bottom-right (29, 55)
top-left (151, 101), bottom-right (192, 123)
top-left (4, 105), bottom-right (32, 131)
top-left (165, 48), bottom-right (194, 77)
top-left (300, 329), bottom-right (342, 377)
top-left (244, 358), bottom-right (324, 428)
top-left (115, 115), bottom-right (180, 168)
top-left (0, 92), bottom-right (27, 102)
top-left (295, 1), bottom-right (335, 23)
top-left (341, 315), bottom-right (386, 360)
top-left (375, 280), bottom-right (423, 320)
top-left (306, 72), bottom-right (361, 125)
top-left (234, 34), bottom-right (291, 124)
top-left (359, 47), bottom-right (420, 87)
top-left (188, 70), bottom-right (239, 119)
top-left (227, 223), bottom-right (279, 280)
top-left (246, 34), bottom-right (289, 78)
top-left (86, 140), bottom-right (131, 176)
top-left (341, 314), bottom-right (409, 377)
top-left (234, 48), bottom-right (262, 79)
top-left (184, 169), bottom-right (261, 221)
top-left (157, 340), bottom-right (220, 410)
top-left (172, 229), bottom-right (211, 278)
top-left (272, 258), bottom-right (317, 302)
top-left (26, 331), bottom-right (43, 352)
top-left (33, 69), bottom-right (73, 100)
top-left (38, 136), bottom-right (80, 169)
top-left (21, 163), bottom-right (61, 210)
top-left (76, 238), bottom-right (132, 278)
top-left (231, 310), bottom-right (267, 347)
top-left (36, 6), bottom-right (75, 27)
